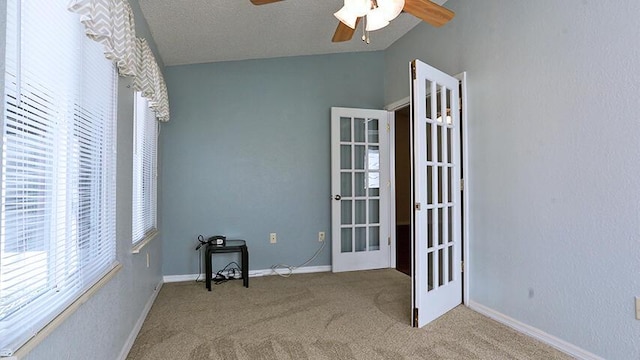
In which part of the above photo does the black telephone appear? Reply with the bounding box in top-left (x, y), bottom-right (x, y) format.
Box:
top-left (195, 235), bottom-right (227, 250)
top-left (208, 235), bottom-right (226, 246)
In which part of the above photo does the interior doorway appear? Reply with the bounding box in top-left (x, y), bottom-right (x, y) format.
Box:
top-left (387, 70), bottom-right (468, 327)
top-left (394, 106), bottom-right (412, 276)
top-left (392, 78), bottom-right (465, 282)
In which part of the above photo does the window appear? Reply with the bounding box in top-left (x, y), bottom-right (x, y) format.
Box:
top-left (0, 1), bottom-right (117, 355)
top-left (132, 92), bottom-right (158, 247)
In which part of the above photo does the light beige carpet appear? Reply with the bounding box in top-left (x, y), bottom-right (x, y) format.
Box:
top-left (127, 269), bottom-right (573, 360)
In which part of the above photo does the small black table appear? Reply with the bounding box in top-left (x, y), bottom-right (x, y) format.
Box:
top-left (204, 239), bottom-right (249, 291)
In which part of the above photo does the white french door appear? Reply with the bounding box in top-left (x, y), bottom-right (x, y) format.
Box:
top-left (331, 107), bottom-right (391, 272)
top-left (411, 60), bottom-right (462, 327)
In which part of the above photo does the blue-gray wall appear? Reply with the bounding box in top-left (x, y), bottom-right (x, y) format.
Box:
top-left (385, 0), bottom-right (640, 358)
top-left (20, 1), bottom-right (166, 359)
top-left (11, 0), bottom-right (639, 358)
top-left (160, 52), bottom-right (385, 275)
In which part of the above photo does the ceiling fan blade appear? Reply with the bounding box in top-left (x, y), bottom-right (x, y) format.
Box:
top-left (332, 18), bottom-right (361, 43)
top-left (249, 0), bottom-right (283, 5)
top-left (403, 0), bottom-right (455, 27)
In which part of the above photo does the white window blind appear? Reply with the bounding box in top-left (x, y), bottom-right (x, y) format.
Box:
top-left (132, 92), bottom-right (158, 245)
top-left (0, 1), bottom-right (117, 356)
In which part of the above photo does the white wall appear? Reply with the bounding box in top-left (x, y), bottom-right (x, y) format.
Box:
top-left (385, 1), bottom-right (640, 359)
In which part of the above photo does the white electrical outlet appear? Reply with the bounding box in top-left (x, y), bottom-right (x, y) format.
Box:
top-left (270, 232), bottom-right (277, 244)
top-left (636, 297), bottom-right (640, 320)
top-left (318, 231), bottom-right (325, 242)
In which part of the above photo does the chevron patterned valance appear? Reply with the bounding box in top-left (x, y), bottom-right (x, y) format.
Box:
top-left (68, 0), bottom-right (170, 122)
top-left (135, 38), bottom-right (170, 122)
top-left (68, 0), bottom-right (137, 77)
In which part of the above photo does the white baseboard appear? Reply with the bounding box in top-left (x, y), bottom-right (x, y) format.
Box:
top-left (468, 301), bottom-right (604, 360)
top-left (163, 265), bottom-right (332, 283)
top-left (117, 280), bottom-right (163, 360)
top-left (250, 265), bottom-right (332, 277)
top-left (162, 273), bottom-right (202, 283)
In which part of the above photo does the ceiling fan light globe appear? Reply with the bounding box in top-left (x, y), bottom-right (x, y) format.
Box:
top-left (378, 0), bottom-right (405, 21)
top-left (334, 7), bottom-right (359, 29)
top-left (344, 0), bottom-right (371, 17)
top-left (365, 8), bottom-right (390, 31)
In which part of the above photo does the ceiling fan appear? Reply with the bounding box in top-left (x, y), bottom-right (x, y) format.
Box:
top-left (249, 0), bottom-right (455, 43)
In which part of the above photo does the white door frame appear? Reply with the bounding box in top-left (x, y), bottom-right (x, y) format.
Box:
top-left (386, 71), bottom-right (469, 306)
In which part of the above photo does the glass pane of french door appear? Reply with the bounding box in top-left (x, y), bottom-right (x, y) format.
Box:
top-left (339, 116), bottom-right (381, 254)
top-left (424, 83), bottom-right (456, 293)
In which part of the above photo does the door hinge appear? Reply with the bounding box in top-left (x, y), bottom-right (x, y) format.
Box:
top-left (388, 237), bottom-right (391, 246)
top-left (460, 179), bottom-right (464, 191)
top-left (461, 260), bottom-right (464, 273)
top-left (413, 308), bottom-right (419, 327)
top-left (386, 122), bottom-right (390, 132)
top-left (415, 202), bottom-right (421, 211)
top-left (411, 61), bottom-right (417, 80)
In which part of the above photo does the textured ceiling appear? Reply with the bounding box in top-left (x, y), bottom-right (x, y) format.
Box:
top-left (138, 0), bottom-right (448, 66)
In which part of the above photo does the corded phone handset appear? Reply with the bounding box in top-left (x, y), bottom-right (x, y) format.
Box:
top-left (208, 235), bottom-right (226, 247)
top-left (195, 235), bottom-right (227, 250)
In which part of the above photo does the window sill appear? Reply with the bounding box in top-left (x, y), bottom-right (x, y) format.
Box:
top-left (132, 229), bottom-right (159, 254)
top-left (9, 263), bottom-right (122, 359)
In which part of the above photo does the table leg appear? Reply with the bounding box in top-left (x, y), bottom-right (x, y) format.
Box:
top-left (242, 246), bottom-right (249, 288)
top-left (205, 247), bottom-right (212, 291)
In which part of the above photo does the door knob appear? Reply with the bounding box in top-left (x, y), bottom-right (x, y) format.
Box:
top-left (334, 195), bottom-right (342, 200)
